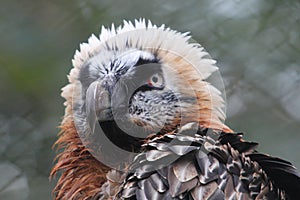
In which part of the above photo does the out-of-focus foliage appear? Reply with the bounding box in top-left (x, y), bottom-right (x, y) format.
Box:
top-left (0, 0), bottom-right (299, 199)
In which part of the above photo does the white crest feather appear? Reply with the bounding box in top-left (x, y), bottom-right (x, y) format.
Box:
top-left (62, 19), bottom-right (224, 126)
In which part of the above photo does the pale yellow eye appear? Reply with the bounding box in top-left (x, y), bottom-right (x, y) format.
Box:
top-left (147, 73), bottom-right (164, 88)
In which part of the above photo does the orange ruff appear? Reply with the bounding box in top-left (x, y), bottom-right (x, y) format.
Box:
top-left (50, 119), bottom-right (110, 200)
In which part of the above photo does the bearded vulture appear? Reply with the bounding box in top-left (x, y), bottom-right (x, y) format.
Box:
top-left (50, 19), bottom-right (300, 200)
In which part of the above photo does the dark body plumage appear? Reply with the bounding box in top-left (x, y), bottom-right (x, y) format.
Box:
top-left (51, 19), bottom-right (300, 200)
top-left (99, 123), bottom-right (300, 200)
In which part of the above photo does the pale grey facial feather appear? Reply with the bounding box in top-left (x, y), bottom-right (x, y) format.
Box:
top-left (77, 49), bottom-right (183, 132)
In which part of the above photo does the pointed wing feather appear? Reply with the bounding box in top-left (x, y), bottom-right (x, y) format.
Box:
top-left (107, 124), bottom-right (300, 200)
top-left (249, 153), bottom-right (300, 200)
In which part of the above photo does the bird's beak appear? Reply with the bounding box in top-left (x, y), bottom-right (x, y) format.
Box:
top-left (86, 81), bottom-right (112, 133)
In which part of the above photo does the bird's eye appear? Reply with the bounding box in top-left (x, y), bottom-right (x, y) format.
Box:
top-left (147, 73), bottom-right (164, 88)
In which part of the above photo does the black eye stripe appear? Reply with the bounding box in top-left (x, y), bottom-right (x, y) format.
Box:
top-left (136, 84), bottom-right (163, 93)
top-left (134, 57), bottom-right (159, 67)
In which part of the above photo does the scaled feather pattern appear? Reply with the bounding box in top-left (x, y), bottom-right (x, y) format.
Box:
top-left (51, 19), bottom-right (300, 200)
top-left (100, 123), bottom-right (300, 200)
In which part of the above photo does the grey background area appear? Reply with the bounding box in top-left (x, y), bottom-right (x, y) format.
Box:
top-left (0, 0), bottom-right (299, 199)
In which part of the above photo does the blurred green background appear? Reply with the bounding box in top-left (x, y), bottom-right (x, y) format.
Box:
top-left (0, 0), bottom-right (299, 199)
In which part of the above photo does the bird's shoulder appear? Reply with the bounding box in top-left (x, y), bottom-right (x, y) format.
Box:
top-left (100, 123), bottom-right (300, 200)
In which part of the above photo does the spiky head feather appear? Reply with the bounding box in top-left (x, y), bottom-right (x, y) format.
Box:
top-left (61, 18), bottom-right (231, 132)
top-left (51, 19), bottom-right (233, 200)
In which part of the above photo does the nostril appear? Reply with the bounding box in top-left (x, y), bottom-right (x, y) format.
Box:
top-left (96, 90), bottom-right (111, 109)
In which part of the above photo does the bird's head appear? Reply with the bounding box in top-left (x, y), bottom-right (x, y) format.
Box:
top-left (62, 19), bottom-right (231, 154)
